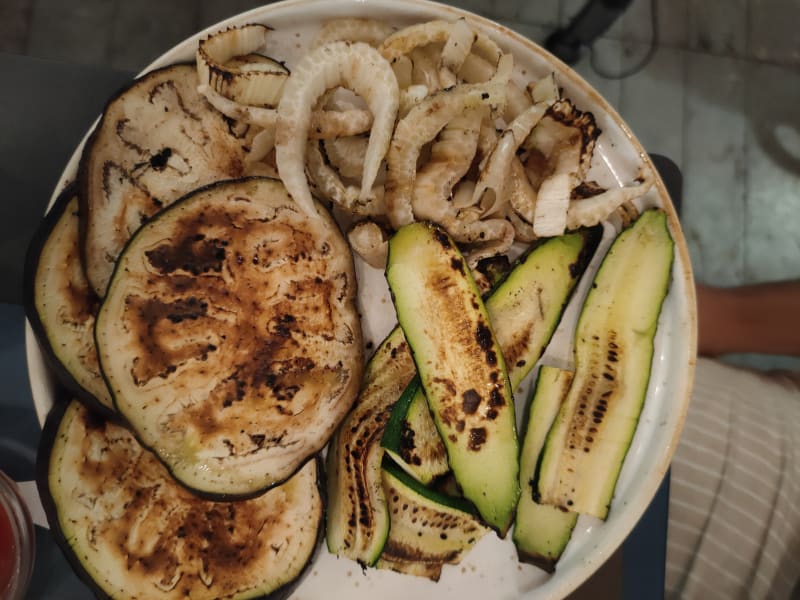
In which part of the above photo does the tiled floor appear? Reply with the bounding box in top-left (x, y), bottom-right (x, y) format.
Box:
top-left (3, 0), bottom-right (799, 364)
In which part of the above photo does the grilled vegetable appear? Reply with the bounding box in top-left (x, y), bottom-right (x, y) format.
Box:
top-left (196, 24), bottom-right (289, 107)
top-left (513, 366), bottom-right (578, 571)
top-left (79, 63), bottom-right (272, 297)
top-left (376, 459), bottom-right (489, 581)
top-left (382, 228), bottom-right (601, 486)
top-left (24, 185), bottom-right (113, 414)
top-left (95, 177), bottom-right (363, 498)
top-left (38, 399), bottom-right (322, 600)
top-left (536, 209), bottom-right (674, 518)
top-left (326, 327), bottom-right (416, 566)
top-left (381, 377), bottom-right (449, 485)
top-left (386, 221), bottom-right (519, 535)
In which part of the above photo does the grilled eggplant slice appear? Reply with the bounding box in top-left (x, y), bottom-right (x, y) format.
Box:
top-left (386, 222), bottom-right (520, 536)
top-left (376, 459), bottom-right (489, 581)
top-left (326, 326), bottom-right (417, 566)
top-left (24, 185), bottom-right (113, 414)
top-left (78, 63), bottom-right (271, 297)
top-left (95, 177), bottom-right (363, 498)
top-left (536, 209), bottom-right (674, 519)
top-left (38, 399), bottom-right (322, 600)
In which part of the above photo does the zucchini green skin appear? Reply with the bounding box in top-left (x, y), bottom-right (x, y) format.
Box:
top-left (513, 366), bottom-right (578, 571)
top-left (487, 226), bottom-right (602, 389)
top-left (23, 184), bottom-right (114, 416)
top-left (37, 398), bottom-right (324, 600)
top-left (325, 327), bottom-right (416, 566)
top-left (381, 378), bottom-right (450, 485)
top-left (386, 222), bottom-right (520, 536)
top-left (537, 209), bottom-right (674, 519)
top-left (382, 228), bottom-right (601, 488)
top-left (376, 459), bottom-right (488, 581)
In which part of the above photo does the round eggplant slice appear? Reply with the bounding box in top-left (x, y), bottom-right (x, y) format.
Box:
top-left (24, 184), bottom-right (114, 414)
top-left (38, 400), bottom-right (323, 600)
top-left (95, 177), bottom-right (363, 497)
top-left (78, 62), bottom-right (271, 298)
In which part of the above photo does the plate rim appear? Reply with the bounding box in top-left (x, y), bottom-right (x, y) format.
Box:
top-left (24, 0), bottom-right (698, 598)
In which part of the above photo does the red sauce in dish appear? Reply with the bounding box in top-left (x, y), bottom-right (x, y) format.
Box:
top-left (0, 501), bottom-right (15, 594)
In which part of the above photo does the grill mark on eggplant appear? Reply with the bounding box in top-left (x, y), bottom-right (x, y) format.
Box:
top-left (51, 402), bottom-right (322, 598)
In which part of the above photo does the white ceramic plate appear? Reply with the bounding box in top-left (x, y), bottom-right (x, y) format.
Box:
top-left (26, 0), bottom-right (697, 598)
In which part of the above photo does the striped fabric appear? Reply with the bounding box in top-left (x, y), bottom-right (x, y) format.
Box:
top-left (665, 358), bottom-right (800, 599)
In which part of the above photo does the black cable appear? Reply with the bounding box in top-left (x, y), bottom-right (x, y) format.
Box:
top-left (589, 0), bottom-right (659, 80)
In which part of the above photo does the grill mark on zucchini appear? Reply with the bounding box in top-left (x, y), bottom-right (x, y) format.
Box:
top-left (536, 209), bottom-right (674, 519)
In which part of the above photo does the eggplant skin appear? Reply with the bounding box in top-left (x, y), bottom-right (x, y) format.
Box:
top-left (37, 399), bottom-right (324, 600)
top-left (23, 183), bottom-right (114, 417)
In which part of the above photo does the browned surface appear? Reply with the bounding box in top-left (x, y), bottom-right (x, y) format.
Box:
top-left (50, 401), bottom-right (321, 599)
top-left (80, 63), bottom-right (273, 297)
top-left (96, 178), bottom-right (362, 494)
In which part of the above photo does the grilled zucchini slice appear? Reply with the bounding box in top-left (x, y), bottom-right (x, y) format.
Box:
top-left (536, 209), bottom-right (674, 519)
top-left (38, 400), bottom-right (322, 600)
top-left (382, 228), bottom-right (600, 486)
top-left (381, 376), bottom-right (450, 485)
top-left (95, 177), bottom-right (363, 498)
top-left (386, 222), bottom-right (519, 536)
top-left (376, 459), bottom-right (489, 581)
top-left (326, 326), bottom-right (416, 566)
top-left (513, 366), bottom-right (578, 571)
top-left (24, 185), bottom-right (113, 414)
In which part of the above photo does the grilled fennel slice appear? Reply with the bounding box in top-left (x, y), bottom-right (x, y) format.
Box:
top-left (24, 185), bottom-right (113, 414)
top-left (38, 400), bottom-right (322, 600)
top-left (326, 327), bottom-right (417, 566)
top-left (376, 459), bottom-right (489, 581)
top-left (95, 177), bottom-right (363, 498)
top-left (537, 208), bottom-right (674, 519)
top-left (386, 222), bottom-right (519, 536)
top-left (78, 63), bottom-right (272, 297)
top-left (514, 366), bottom-right (578, 571)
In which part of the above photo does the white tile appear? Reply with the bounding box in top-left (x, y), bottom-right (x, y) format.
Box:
top-left (687, 0), bottom-right (748, 57)
top-left (617, 44), bottom-right (685, 168)
top-left (560, 0), bottom-right (587, 25)
top-left (681, 52), bottom-right (749, 285)
top-left (742, 61), bottom-right (800, 283)
top-left (571, 36), bottom-right (624, 111)
top-left (515, 0), bottom-right (561, 27)
top-left (614, 0), bottom-right (688, 47)
top-left (747, 0), bottom-right (800, 67)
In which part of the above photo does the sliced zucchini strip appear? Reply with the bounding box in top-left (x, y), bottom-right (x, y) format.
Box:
top-left (382, 228), bottom-right (600, 487)
top-left (24, 185), bottom-right (113, 413)
top-left (38, 400), bottom-right (322, 600)
top-left (326, 327), bottom-right (417, 566)
top-left (513, 366), bottom-right (578, 571)
top-left (95, 177), bottom-right (362, 498)
top-left (386, 221), bottom-right (520, 536)
top-left (376, 459), bottom-right (489, 581)
top-left (537, 209), bottom-right (674, 519)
